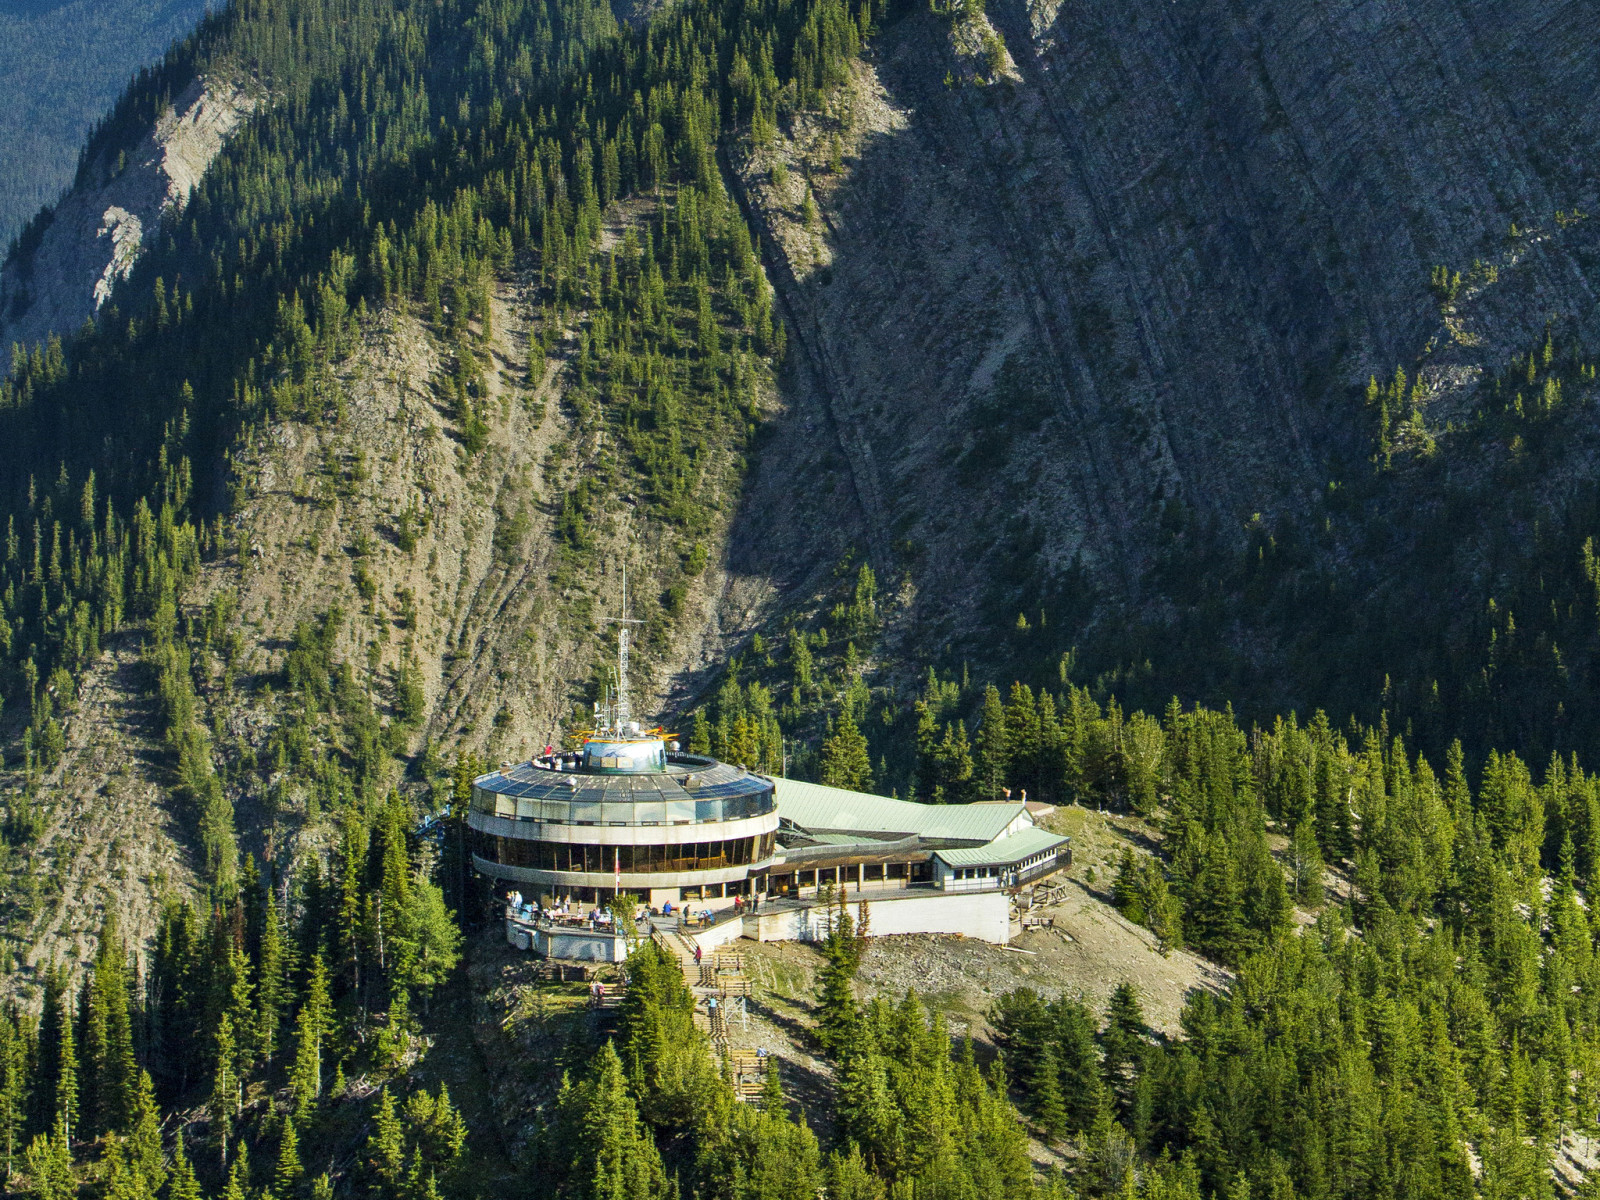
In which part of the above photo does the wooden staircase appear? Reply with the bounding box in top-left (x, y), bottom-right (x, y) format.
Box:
top-left (645, 927), bottom-right (779, 1106)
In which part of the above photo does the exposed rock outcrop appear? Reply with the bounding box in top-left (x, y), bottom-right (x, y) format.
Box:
top-left (0, 73), bottom-right (257, 358)
top-left (727, 0), bottom-right (1600, 689)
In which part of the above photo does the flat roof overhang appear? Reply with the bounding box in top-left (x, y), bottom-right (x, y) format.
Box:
top-left (472, 854), bottom-right (779, 890)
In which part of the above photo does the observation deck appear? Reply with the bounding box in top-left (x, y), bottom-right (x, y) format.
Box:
top-left (467, 730), bottom-right (780, 903)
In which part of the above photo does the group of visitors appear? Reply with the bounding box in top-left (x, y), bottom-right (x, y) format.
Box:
top-left (508, 888), bottom-right (766, 930)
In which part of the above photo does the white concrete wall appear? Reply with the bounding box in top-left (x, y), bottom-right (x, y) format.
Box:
top-left (746, 890), bottom-right (1011, 945)
top-left (1002, 812), bottom-right (1034, 838)
top-left (686, 919), bottom-right (748, 954)
top-left (938, 876), bottom-right (1003, 894)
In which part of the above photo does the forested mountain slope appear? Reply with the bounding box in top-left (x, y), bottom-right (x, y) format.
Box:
top-left (4, 0), bottom-right (1600, 1196)
top-left (0, 0), bottom-right (794, 970)
top-left (5, 0), bottom-right (1600, 772)
top-left (0, 0), bottom-right (1594, 965)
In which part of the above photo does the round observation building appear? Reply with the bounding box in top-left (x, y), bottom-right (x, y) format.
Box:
top-left (467, 725), bottom-right (780, 907)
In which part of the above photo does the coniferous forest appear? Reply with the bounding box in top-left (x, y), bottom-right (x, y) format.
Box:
top-left (3, 0), bottom-right (1600, 1192)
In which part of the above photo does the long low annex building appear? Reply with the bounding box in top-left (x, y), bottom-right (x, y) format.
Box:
top-left (766, 779), bottom-right (1071, 898)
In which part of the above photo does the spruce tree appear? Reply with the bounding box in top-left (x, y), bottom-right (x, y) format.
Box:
top-left (287, 957), bottom-right (330, 1125)
top-left (1053, 1001), bottom-right (1104, 1134)
top-left (815, 936), bottom-right (861, 1054)
top-left (557, 1043), bottom-right (667, 1200)
top-left (0, 1012), bottom-right (25, 1181)
top-left (210, 1013), bottom-right (236, 1168)
top-left (1101, 984), bottom-right (1145, 1098)
top-left (913, 701), bottom-right (940, 801)
top-left (396, 870), bottom-right (462, 1014)
top-left (823, 1148), bottom-right (883, 1200)
top-left (125, 1072), bottom-right (164, 1193)
top-left (255, 892), bottom-right (289, 1068)
top-left (1288, 819), bottom-right (1324, 905)
top-left (221, 1145), bottom-right (250, 1200)
top-left (1142, 867), bottom-right (1183, 955)
top-left (87, 911), bottom-right (136, 1136)
top-left (1111, 851), bottom-right (1146, 923)
top-left (366, 1090), bottom-right (405, 1192)
top-left (929, 720), bottom-right (973, 804)
top-left (1032, 1043), bottom-right (1068, 1139)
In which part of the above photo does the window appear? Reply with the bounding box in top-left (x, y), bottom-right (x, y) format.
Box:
top-left (473, 831), bottom-right (768, 875)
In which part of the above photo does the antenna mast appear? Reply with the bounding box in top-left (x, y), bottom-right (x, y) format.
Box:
top-left (603, 565), bottom-right (644, 732)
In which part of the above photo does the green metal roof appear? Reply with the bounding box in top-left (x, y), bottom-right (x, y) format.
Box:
top-left (806, 831), bottom-right (889, 846)
top-left (772, 778), bottom-right (1028, 845)
top-left (933, 826), bottom-right (1070, 868)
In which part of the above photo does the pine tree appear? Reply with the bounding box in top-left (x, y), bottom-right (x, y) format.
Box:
top-left (210, 1012), bottom-right (236, 1168)
top-left (973, 684), bottom-right (1009, 801)
top-left (274, 1120), bottom-right (304, 1199)
top-left (167, 1133), bottom-right (202, 1200)
top-left (287, 956), bottom-right (330, 1125)
top-left (820, 711), bottom-right (872, 792)
top-left (24, 1119), bottom-right (75, 1200)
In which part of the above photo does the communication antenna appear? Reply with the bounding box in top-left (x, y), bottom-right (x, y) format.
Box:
top-left (603, 565), bottom-right (644, 732)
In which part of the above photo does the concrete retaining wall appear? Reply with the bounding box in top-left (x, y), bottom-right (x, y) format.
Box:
top-left (505, 919), bottom-right (635, 962)
top-left (745, 890), bottom-right (1010, 945)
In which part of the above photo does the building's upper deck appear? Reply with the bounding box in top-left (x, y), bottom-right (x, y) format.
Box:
top-left (471, 752), bottom-right (775, 827)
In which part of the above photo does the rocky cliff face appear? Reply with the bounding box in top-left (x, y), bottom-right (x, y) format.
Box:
top-left (727, 0), bottom-right (1600, 696)
top-left (0, 73), bottom-right (256, 358)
